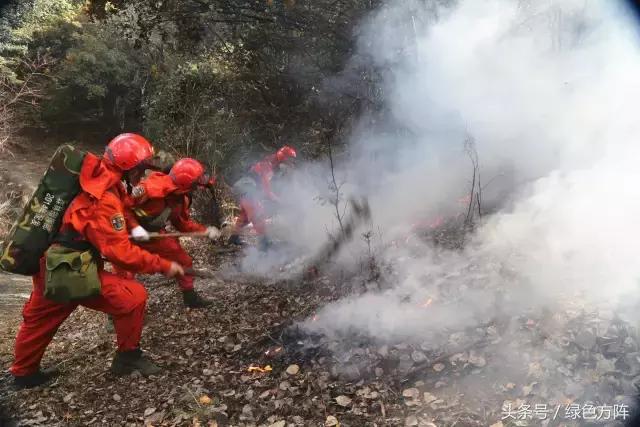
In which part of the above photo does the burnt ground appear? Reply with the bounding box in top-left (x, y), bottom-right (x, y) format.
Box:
top-left (0, 243), bottom-right (485, 427)
top-left (0, 246), bottom-right (399, 427)
top-left (1, 238), bottom-right (640, 427)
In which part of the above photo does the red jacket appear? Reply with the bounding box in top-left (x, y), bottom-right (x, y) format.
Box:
top-left (250, 154), bottom-right (279, 201)
top-left (126, 172), bottom-right (206, 233)
top-left (62, 154), bottom-right (173, 274)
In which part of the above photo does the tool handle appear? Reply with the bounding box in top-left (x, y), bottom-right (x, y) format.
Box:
top-left (129, 231), bottom-right (209, 240)
top-left (184, 267), bottom-right (218, 279)
top-left (150, 231), bottom-right (209, 239)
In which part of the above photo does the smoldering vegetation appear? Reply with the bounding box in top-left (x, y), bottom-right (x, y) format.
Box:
top-left (233, 0), bottom-right (640, 421)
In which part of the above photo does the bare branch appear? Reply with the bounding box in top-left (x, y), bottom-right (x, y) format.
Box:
top-left (328, 142), bottom-right (345, 234)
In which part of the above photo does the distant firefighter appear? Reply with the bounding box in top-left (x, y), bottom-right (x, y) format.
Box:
top-left (120, 158), bottom-right (221, 308)
top-left (229, 145), bottom-right (297, 250)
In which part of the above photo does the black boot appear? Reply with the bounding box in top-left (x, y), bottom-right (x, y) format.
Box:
top-left (183, 290), bottom-right (213, 308)
top-left (228, 234), bottom-right (245, 246)
top-left (258, 236), bottom-right (272, 252)
top-left (110, 349), bottom-right (161, 377)
top-left (13, 367), bottom-right (59, 389)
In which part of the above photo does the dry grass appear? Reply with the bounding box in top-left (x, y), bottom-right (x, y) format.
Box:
top-left (0, 188), bottom-right (21, 246)
top-left (0, 198), bottom-right (12, 238)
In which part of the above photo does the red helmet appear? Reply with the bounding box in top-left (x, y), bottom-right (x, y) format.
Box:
top-left (104, 133), bottom-right (154, 171)
top-left (276, 145), bottom-right (297, 163)
top-left (169, 158), bottom-right (211, 191)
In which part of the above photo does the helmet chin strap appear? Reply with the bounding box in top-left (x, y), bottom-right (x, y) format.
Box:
top-left (104, 147), bottom-right (116, 164)
top-left (123, 161), bottom-right (150, 186)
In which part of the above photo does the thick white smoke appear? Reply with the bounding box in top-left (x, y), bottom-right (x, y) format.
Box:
top-left (230, 0), bottom-right (640, 417)
top-left (237, 0), bottom-right (640, 354)
top-left (276, 0), bottom-right (640, 343)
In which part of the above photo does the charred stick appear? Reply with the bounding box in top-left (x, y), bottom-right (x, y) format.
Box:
top-left (129, 231), bottom-right (209, 240)
top-left (184, 267), bottom-right (219, 279)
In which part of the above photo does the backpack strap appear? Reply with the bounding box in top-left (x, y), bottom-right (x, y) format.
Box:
top-left (53, 227), bottom-right (98, 256)
top-left (133, 206), bottom-right (172, 232)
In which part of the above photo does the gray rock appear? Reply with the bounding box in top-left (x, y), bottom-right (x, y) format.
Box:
top-left (335, 395), bottom-right (352, 407)
top-left (411, 351), bottom-right (428, 363)
top-left (378, 345), bottom-right (389, 357)
top-left (402, 388), bottom-right (420, 399)
top-left (405, 415), bottom-right (418, 426)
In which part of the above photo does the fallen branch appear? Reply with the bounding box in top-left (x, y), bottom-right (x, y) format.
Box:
top-left (292, 197), bottom-right (371, 281)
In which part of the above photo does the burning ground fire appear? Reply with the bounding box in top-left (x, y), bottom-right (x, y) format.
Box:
top-left (264, 346), bottom-right (283, 358)
top-left (420, 298), bottom-right (433, 308)
top-left (247, 365), bottom-right (272, 374)
top-left (209, 1), bottom-right (640, 424)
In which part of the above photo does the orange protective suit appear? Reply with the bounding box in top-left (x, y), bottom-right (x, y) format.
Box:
top-left (11, 154), bottom-right (172, 376)
top-left (122, 172), bottom-right (206, 291)
top-left (233, 154), bottom-right (281, 235)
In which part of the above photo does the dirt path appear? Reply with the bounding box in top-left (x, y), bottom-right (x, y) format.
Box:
top-left (0, 138), bottom-right (54, 352)
top-left (0, 138), bottom-right (59, 330)
top-left (0, 137), bottom-right (104, 320)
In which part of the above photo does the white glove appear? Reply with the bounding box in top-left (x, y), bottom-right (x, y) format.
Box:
top-left (206, 226), bottom-right (221, 240)
top-left (131, 225), bottom-right (150, 242)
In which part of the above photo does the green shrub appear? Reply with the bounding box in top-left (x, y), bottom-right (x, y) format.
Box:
top-left (143, 54), bottom-right (254, 175)
top-left (39, 23), bottom-right (144, 130)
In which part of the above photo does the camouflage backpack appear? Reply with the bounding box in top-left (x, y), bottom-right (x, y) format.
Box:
top-left (0, 145), bottom-right (86, 275)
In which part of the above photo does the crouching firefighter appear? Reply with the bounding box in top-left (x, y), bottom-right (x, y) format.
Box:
top-left (6, 133), bottom-right (185, 388)
top-left (121, 158), bottom-right (221, 308)
top-left (229, 145), bottom-right (296, 250)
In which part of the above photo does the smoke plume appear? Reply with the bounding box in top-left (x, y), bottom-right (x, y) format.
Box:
top-left (272, 0), bottom-right (640, 339)
top-left (233, 0), bottom-right (640, 417)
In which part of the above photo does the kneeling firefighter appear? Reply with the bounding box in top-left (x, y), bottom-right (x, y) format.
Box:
top-left (229, 145), bottom-right (297, 250)
top-left (8, 133), bottom-right (184, 388)
top-left (121, 158), bottom-right (220, 308)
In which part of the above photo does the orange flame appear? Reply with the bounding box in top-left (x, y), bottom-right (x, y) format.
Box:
top-left (265, 347), bottom-right (283, 357)
top-left (248, 365), bottom-right (273, 373)
top-left (420, 298), bottom-right (433, 308)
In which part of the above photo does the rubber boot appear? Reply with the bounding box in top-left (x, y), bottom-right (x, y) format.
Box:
top-left (13, 367), bottom-right (60, 389)
top-left (258, 236), bottom-right (272, 252)
top-left (228, 234), bottom-right (245, 246)
top-left (110, 349), bottom-right (161, 377)
top-left (183, 290), bottom-right (213, 308)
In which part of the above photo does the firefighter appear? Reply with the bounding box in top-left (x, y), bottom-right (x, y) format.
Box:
top-left (229, 145), bottom-right (297, 249)
top-left (10, 133), bottom-right (184, 389)
top-left (123, 158), bottom-right (220, 308)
